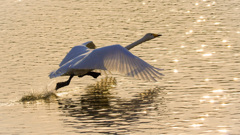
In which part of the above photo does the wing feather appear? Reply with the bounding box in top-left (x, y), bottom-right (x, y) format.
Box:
top-left (124, 54), bottom-right (132, 76)
top-left (49, 51), bottom-right (91, 78)
top-left (148, 67), bottom-right (161, 79)
top-left (131, 57), bottom-right (143, 80)
top-left (59, 41), bottom-right (94, 66)
top-left (72, 45), bottom-right (163, 81)
top-left (136, 60), bottom-right (150, 81)
top-left (143, 62), bottom-right (156, 81)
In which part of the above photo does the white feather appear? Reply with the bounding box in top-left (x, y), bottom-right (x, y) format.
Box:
top-left (59, 41), bottom-right (93, 66)
top-left (49, 33), bottom-right (164, 81)
top-left (49, 51), bottom-right (92, 78)
top-left (66, 45), bottom-right (163, 81)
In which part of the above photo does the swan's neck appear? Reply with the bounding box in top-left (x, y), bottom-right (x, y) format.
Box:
top-left (125, 37), bottom-right (147, 50)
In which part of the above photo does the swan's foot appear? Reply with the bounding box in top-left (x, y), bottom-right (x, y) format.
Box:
top-left (78, 72), bottom-right (101, 79)
top-left (55, 81), bottom-right (69, 90)
top-left (55, 75), bottom-right (74, 90)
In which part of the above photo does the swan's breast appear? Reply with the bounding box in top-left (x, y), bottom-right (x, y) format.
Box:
top-left (63, 69), bottom-right (93, 76)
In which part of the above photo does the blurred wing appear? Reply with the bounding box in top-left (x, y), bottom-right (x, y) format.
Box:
top-left (49, 51), bottom-right (92, 78)
top-left (73, 45), bottom-right (164, 81)
top-left (59, 41), bottom-right (95, 66)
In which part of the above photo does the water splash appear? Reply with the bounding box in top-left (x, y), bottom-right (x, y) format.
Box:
top-left (20, 89), bottom-right (57, 102)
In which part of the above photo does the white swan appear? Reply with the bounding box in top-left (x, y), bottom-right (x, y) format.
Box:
top-left (49, 33), bottom-right (163, 90)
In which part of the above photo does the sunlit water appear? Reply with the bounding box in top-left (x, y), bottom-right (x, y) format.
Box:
top-left (0, 0), bottom-right (239, 134)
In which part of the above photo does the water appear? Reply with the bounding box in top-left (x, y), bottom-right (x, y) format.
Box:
top-left (0, 0), bottom-right (239, 134)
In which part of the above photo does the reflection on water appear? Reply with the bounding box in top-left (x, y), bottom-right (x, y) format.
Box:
top-left (58, 77), bottom-right (165, 134)
top-left (86, 77), bottom-right (117, 92)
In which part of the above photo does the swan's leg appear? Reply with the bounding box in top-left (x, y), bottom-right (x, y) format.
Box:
top-left (78, 72), bottom-right (101, 79)
top-left (55, 75), bottom-right (74, 90)
top-left (86, 72), bottom-right (101, 78)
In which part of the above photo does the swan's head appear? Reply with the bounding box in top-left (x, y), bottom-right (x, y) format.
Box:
top-left (125, 33), bottom-right (162, 50)
top-left (143, 33), bottom-right (162, 41)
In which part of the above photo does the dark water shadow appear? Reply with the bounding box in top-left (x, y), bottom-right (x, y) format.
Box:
top-left (57, 77), bottom-right (166, 134)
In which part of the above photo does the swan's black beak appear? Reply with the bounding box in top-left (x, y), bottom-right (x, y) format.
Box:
top-left (153, 34), bottom-right (162, 37)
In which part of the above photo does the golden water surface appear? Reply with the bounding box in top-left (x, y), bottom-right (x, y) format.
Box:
top-left (0, 0), bottom-right (239, 134)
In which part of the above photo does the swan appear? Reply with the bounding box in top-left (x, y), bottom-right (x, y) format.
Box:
top-left (49, 33), bottom-right (163, 90)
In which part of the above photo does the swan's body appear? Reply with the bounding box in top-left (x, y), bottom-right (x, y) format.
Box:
top-left (50, 33), bottom-right (163, 90)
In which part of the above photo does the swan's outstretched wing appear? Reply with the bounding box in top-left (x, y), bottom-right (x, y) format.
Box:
top-left (49, 51), bottom-right (92, 78)
top-left (73, 44), bottom-right (163, 81)
top-left (59, 41), bottom-right (95, 66)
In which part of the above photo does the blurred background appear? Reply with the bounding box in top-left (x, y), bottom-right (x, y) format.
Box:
top-left (0, 0), bottom-right (239, 134)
